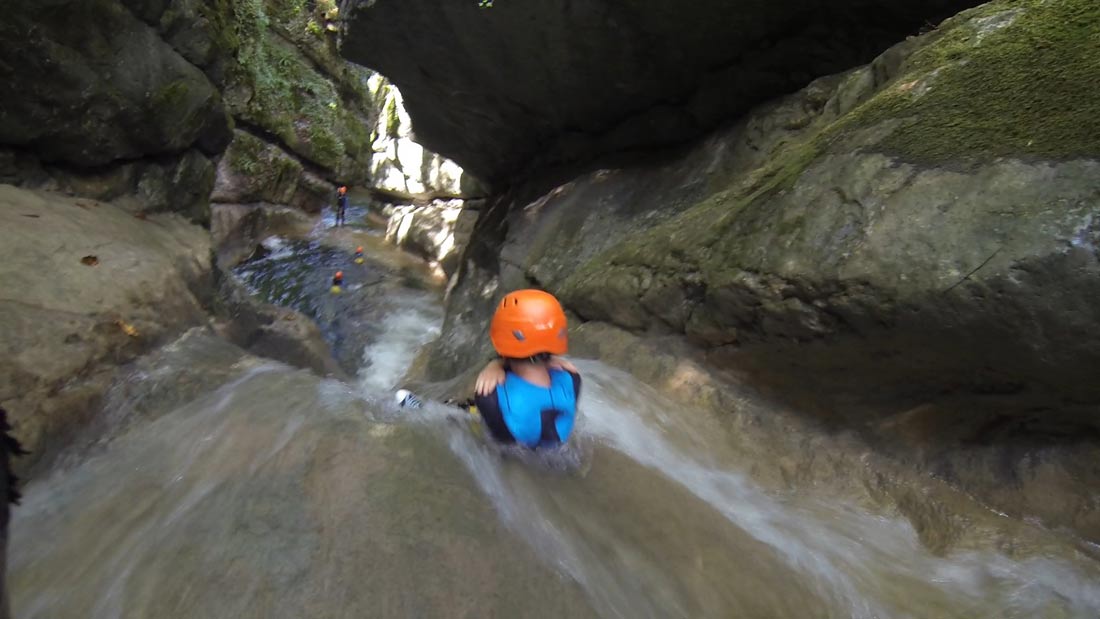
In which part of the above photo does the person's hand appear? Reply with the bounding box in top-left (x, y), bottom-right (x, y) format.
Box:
top-left (548, 355), bottom-right (578, 373)
top-left (475, 359), bottom-right (506, 396)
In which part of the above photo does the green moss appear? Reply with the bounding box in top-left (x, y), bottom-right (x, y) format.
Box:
top-left (340, 107), bottom-right (374, 158)
top-left (233, 0), bottom-right (269, 42)
top-left (267, 0), bottom-right (306, 23)
top-left (384, 95), bottom-right (401, 138)
top-left (572, 130), bottom-right (824, 285)
top-left (215, 0), bottom-right (379, 177)
top-left (565, 0), bottom-right (1100, 300)
top-left (151, 79), bottom-right (192, 114)
top-left (307, 123), bottom-right (343, 167)
top-left (237, 29), bottom-right (347, 168)
top-left (225, 132), bottom-right (304, 192)
top-left (835, 0), bottom-right (1100, 162)
top-left (198, 0), bottom-right (241, 58)
top-left (226, 132), bottom-right (266, 175)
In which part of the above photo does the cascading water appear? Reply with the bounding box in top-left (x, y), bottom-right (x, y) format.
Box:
top-left (432, 362), bottom-right (1100, 618)
top-left (11, 233), bottom-right (1100, 618)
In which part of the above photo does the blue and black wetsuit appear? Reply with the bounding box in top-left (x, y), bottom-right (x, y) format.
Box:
top-left (474, 369), bottom-right (580, 448)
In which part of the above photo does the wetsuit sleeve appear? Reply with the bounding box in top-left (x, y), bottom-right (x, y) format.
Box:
top-left (474, 390), bottom-right (516, 444)
top-left (568, 371), bottom-right (582, 399)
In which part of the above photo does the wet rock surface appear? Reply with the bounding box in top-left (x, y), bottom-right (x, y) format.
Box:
top-left (0, 185), bottom-right (213, 476)
top-left (10, 343), bottom-right (597, 619)
top-left (214, 275), bottom-right (347, 381)
top-left (14, 324), bottom-right (1100, 619)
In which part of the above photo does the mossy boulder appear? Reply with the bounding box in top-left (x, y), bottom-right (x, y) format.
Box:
top-left (221, 0), bottom-right (376, 183)
top-left (0, 0), bottom-right (231, 167)
top-left (289, 170), bottom-right (336, 213)
top-left (122, 0), bottom-right (241, 84)
top-left (554, 0), bottom-right (1100, 402)
top-left (132, 149), bottom-right (217, 224)
top-left (838, 0), bottom-right (1100, 163)
top-left (212, 130), bottom-right (304, 205)
top-left (211, 130), bottom-right (337, 214)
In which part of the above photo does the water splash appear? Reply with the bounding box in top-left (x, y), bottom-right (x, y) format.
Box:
top-left (436, 360), bottom-right (1100, 618)
top-left (14, 237), bottom-right (1100, 619)
top-left (356, 289), bottom-right (442, 392)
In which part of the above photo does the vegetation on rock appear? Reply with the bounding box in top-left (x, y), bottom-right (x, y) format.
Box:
top-left (221, 0), bottom-right (374, 180)
top-left (842, 0), bottom-right (1100, 162)
top-left (566, 0), bottom-right (1100, 292)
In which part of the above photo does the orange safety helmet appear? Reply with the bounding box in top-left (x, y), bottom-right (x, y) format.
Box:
top-left (338, 186), bottom-right (348, 195)
top-left (489, 289), bottom-right (568, 358)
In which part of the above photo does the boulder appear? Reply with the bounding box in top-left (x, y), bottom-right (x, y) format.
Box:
top-left (213, 277), bottom-right (347, 380)
top-left (209, 202), bottom-right (313, 267)
top-left (0, 0), bottom-right (231, 167)
top-left (212, 131), bottom-right (304, 206)
top-left (0, 185), bottom-right (213, 476)
top-left (555, 0), bottom-right (1100, 405)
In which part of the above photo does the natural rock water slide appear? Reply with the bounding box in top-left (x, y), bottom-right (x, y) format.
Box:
top-left (3, 0), bottom-right (1100, 616)
top-left (10, 232), bottom-right (1100, 618)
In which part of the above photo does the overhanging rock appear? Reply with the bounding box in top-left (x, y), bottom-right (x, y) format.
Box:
top-left (342, 0), bottom-right (981, 182)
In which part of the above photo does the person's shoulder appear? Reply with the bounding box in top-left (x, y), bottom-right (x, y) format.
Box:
top-left (550, 367), bottom-right (581, 382)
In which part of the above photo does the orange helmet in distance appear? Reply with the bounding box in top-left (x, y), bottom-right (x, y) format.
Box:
top-left (489, 289), bottom-right (568, 358)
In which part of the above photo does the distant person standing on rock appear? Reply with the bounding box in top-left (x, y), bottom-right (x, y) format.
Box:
top-left (335, 186), bottom-right (349, 227)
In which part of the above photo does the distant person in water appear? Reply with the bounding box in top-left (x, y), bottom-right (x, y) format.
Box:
top-left (335, 186), bottom-right (349, 227)
top-left (470, 289), bottom-right (581, 448)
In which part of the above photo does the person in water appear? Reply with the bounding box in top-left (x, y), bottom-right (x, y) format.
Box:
top-left (335, 186), bottom-right (349, 227)
top-left (471, 289), bottom-right (580, 448)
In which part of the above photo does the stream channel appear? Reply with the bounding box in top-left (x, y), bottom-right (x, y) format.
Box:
top-left (10, 208), bottom-right (1100, 618)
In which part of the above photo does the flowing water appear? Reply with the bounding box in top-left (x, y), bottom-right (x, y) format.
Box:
top-left (11, 232), bottom-right (1100, 618)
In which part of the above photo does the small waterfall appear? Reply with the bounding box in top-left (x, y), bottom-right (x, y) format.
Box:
top-left (13, 235), bottom-right (1100, 619)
